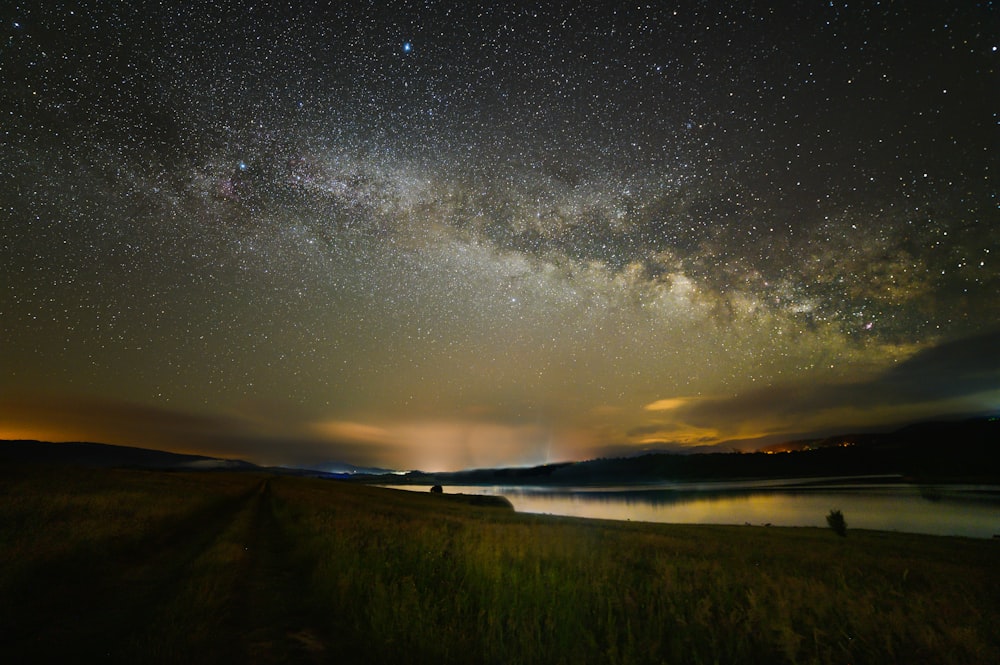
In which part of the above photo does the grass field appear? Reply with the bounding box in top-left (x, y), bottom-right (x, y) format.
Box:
top-left (1, 465), bottom-right (997, 664)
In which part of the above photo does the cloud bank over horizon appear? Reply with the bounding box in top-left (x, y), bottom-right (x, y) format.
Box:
top-left (3, 328), bottom-right (997, 470)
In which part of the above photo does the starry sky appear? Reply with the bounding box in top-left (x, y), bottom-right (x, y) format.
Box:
top-left (2, 1), bottom-right (998, 471)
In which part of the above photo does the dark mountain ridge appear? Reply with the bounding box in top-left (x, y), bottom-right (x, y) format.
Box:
top-left (369, 417), bottom-right (1000, 486)
top-left (0, 440), bottom-right (257, 471)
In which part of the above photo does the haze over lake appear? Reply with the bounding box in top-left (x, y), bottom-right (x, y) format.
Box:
top-left (386, 477), bottom-right (1000, 539)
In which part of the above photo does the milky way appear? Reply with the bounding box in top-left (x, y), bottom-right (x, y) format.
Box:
top-left (2, 1), bottom-right (998, 470)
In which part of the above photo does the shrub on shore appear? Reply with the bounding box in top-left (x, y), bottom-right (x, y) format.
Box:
top-left (826, 508), bottom-right (848, 537)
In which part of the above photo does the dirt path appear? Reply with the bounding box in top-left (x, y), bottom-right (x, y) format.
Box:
top-left (209, 479), bottom-right (329, 664)
top-left (3, 477), bottom-right (327, 664)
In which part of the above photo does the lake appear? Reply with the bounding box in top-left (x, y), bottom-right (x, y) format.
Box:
top-left (383, 476), bottom-right (1000, 538)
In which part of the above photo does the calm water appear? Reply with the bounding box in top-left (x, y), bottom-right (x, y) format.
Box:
top-left (383, 476), bottom-right (1000, 538)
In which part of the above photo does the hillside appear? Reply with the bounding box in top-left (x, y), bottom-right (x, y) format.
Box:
top-left (372, 417), bottom-right (1000, 486)
top-left (0, 440), bottom-right (256, 471)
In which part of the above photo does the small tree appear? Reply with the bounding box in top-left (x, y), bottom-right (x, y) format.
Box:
top-left (430, 485), bottom-right (443, 494)
top-left (826, 509), bottom-right (847, 537)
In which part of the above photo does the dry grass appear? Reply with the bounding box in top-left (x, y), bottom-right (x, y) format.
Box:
top-left (1, 467), bottom-right (996, 664)
top-left (273, 478), bottom-right (999, 664)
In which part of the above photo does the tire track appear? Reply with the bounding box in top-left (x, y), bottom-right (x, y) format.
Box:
top-left (210, 479), bottom-right (329, 664)
top-left (2, 479), bottom-right (263, 663)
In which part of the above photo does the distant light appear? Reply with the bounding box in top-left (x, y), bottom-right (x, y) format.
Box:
top-left (403, 42), bottom-right (412, 53)
top-left (238, 161), bottom-right (247, 171)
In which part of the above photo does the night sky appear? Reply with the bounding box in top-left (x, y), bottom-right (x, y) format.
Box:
top-left (2, 1), bottom-right (998, 471)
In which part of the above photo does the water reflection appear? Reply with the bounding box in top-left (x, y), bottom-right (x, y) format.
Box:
top-left (383, 477), bottom-right (1000, 538)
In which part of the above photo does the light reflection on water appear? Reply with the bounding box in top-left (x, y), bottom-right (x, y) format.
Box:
top-left (382, 477), bottom-right (1000, 538)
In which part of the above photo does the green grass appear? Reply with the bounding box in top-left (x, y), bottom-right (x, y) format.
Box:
top-left (1, 466), bottom-right (997, 664)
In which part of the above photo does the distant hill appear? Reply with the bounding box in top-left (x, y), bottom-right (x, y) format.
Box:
top-left (363, 417), bottom-right (1000, 486)
top-left (0, 440), bottom-right (257, 471)
top-left (312, 461), bottom-right (402, 477)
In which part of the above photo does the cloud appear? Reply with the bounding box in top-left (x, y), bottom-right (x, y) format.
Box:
top-left (628, 330), bottom-right (1000, 449)
top-left (0, 390), bottom-right (568, 471)
top-left (644, 396), bottom-right (698, 411)
top-left (5, 329), bottom-right (996, 470)
top-left (625, 421), bottom-right (720, 444)
top-left (312, 420), bottom-right (392, 444)
top-left (875, 328), bottom-right (1000, 403)
top-left (0, 394), bottom-right (231, 446)
top-left (318, 419), bottom-right (555, 472)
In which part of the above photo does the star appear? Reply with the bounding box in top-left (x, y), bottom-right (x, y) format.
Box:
top-left (0, 1), bottom-right (995, 471)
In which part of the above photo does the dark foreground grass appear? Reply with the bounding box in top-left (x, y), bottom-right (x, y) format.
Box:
top-left (1, 466), bottom-right (997, 664)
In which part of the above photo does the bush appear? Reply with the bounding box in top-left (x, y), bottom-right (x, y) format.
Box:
top-left (826, 509), bottom-right (847, 537)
